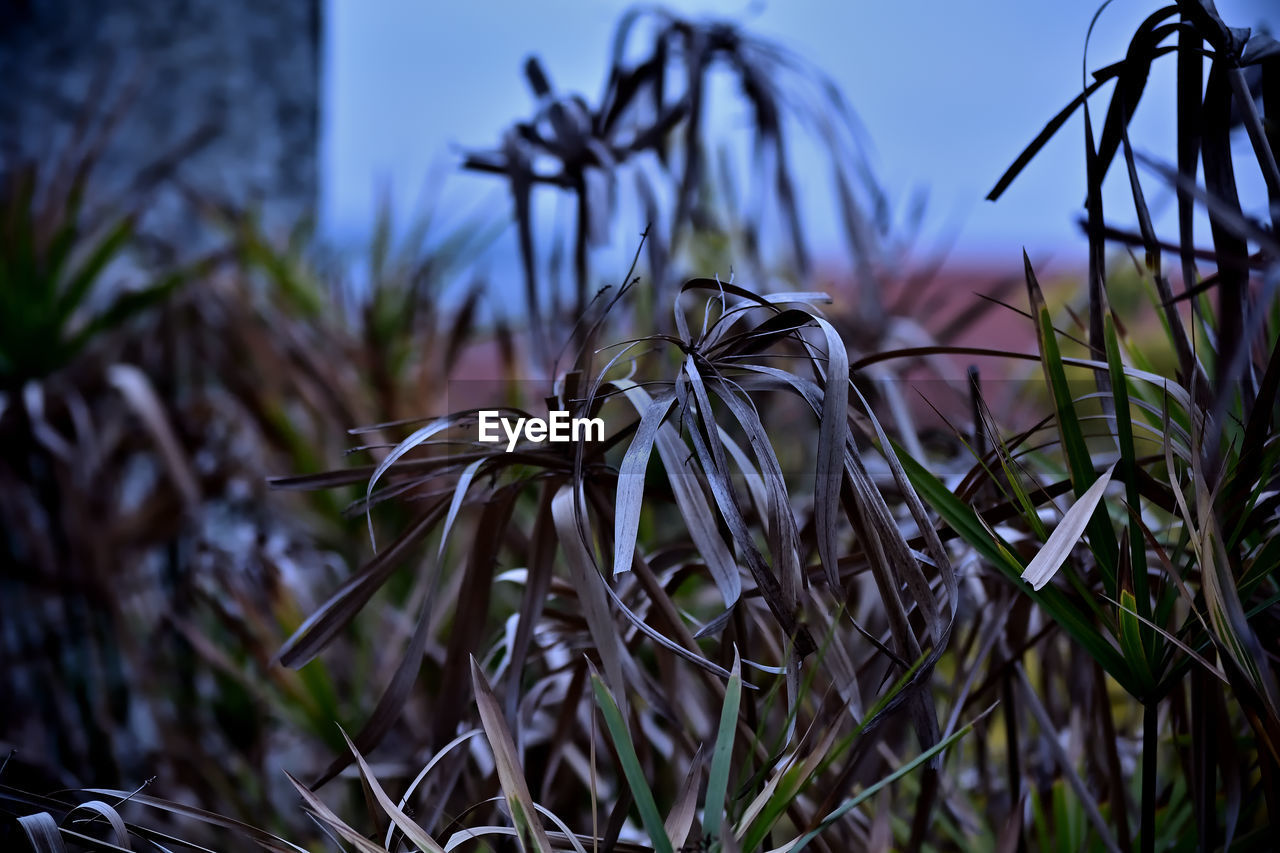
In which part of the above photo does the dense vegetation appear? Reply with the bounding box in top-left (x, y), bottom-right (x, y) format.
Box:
top-left (3, 2), bottom-right (1279, 850)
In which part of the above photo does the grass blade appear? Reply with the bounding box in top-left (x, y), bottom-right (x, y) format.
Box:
top-left (813, 317), bottom-right (849, 590)
top-left (471, 657), bottom-right (554, 853)
top-left (341, 729), bottom-right (446, 853)
top-left (589, 667), bottom-right (675, 853)
top-left (1021, 462), bottom-right (1116, 591)
top-left (703, 649), bottom-right (742, 842)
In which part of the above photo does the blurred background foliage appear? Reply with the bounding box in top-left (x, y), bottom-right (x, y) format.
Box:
top-left (2, 2), bottom-right (1279, 851)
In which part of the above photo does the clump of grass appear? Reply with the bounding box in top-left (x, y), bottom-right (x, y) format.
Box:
top-left (6, 2), bottom-right (1280, 851)
top-left (906, 1), bottom-right (1280, 848)
top-left (461, 5), bottom-right (893, 367)
top-left (0, 107), bottom-right (505, 843)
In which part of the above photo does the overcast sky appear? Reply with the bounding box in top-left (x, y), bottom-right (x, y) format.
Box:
top-left (320, 1), bottom-right (1277, 271)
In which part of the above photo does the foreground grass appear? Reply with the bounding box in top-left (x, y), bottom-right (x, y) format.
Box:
top-left (3, 1), bottom-right (1279, 850)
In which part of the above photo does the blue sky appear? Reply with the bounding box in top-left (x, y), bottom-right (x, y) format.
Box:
top-left (320, 1), bottom-right (1276, 271)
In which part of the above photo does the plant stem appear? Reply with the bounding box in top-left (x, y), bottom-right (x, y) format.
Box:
top-left (1141, 700), bottom-right (1157, 853)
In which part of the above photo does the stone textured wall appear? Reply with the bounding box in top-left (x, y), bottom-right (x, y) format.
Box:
top-left (0, 0), bottom-right (320, 249)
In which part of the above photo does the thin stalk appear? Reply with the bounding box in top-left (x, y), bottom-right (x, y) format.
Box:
top-left (1191, 667), bottom-right (1217, 851)
top-left (574, 175), bottom-right (589, 329)
top-left (1002, 665), bottom-right (1024, 852)
top-left (1227, 67), bottom-right (1280, 205)
top-left (1141, 700), bottom-right (1157, 853)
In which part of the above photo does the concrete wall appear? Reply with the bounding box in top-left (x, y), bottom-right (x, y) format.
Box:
top-left (0, 0), bottom-right (320, 250)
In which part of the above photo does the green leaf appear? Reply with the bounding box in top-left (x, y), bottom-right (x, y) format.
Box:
top-left (589, 668), bottom-right (674, 853)
top-left (1118, 589), bottom-right (1156, 694)
top-left (1104, 313), bottom-right (1156, 666)
top-left (1025, 252), bottom-right (1119, 590)
top-left (703, 649), bottom-right (742, 842)
top-left (897, 447), bottom-right (1136, 694)
top-left (54, 215), bottom-right (136, 328)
